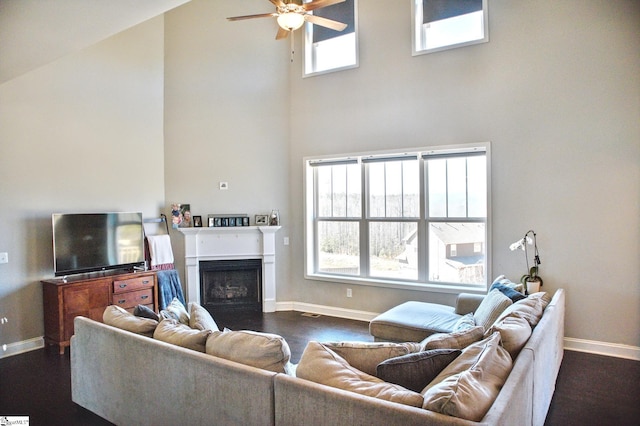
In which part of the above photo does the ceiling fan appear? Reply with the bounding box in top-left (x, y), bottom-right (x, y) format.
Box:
top-left (227, 0), bottom-right (348, 40)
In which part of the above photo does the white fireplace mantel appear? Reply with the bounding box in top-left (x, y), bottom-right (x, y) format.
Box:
top-left (177, 226), bottom-right (281, 312)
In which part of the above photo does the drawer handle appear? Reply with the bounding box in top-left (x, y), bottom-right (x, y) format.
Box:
top-left (141, 295), bottom-right (149, 300)
top-left (119, 284), bottom-right (127, 288)
top-left (118, 299), bottom-right (126, 304)
top-left (142, 280), bottom-right (150, 284)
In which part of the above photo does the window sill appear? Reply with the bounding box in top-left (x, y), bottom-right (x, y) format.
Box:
top-left (304, 272), bottom-right (487, 295)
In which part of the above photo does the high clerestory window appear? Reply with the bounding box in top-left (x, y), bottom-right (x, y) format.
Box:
top-left (412, 0), bottom-right (489, 55)
top-left (304, 0), bottom-right (358, 76)
top-left (304, 144), bottom-right (490, 290)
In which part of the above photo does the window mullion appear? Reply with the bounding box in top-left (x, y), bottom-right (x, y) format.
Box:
top-left (361, 161), bottom-right (369, 276)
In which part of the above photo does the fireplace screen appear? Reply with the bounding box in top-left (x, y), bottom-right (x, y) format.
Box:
top-left (199, 259), bottom-right (262, 313)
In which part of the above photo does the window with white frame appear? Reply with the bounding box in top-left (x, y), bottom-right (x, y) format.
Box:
top-left (305, 144), bottom-right (489, 288)
top-left (304, 0), bottom-right (358, 76)
top-left (412, 0), bottom-right (488, 55)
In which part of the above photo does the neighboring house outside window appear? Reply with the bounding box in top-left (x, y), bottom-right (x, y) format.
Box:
top-left (304, 144), bottom-right (490, 291)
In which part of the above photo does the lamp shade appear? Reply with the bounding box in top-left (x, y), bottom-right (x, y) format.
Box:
top-left (277, 12), bottom-right (305, 31)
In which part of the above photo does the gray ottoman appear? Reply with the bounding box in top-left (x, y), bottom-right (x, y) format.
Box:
top-left (369, 301), bottom-right (463, 342)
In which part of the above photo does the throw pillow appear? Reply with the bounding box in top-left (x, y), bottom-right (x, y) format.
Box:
top-left (422, 332), bottom-right (513, 422)
top-left (376, 349), bottom-right (461, 393)
top-left (491, 275), bottom-right (525, 294)
top-left (489, 282), bottom-right (526, 302)
top-left (153, 318), bottom-right (211, 352)
top-left (421, 325), bottom-right (484, 350)
top-left (103, 305), bottom-right (158, 337)
top-left (473, 289), bottom-right (513, 331)
top-left (133, 304), bottom-right (160, 321)
top-left (160, 297), bottom-right (190, 325)
top-left (452, 313), bottom-right (476, 332)
top-left (494, 291), bottom-right (550, 328)
top-left (486, 315), bottom-right (532, 359)
top-left (296, 341), bottom-right (424, 408)
top-left (205, 329), bottom-right (291, 373)
top-left (321, 341), bottom-right (422, 376)
top-left (188, 302), bottom-right (219, 331)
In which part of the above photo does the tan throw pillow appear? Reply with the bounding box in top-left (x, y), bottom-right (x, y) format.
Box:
top-left (103, 305), bottom-right (158, 337)
top-left (422, 332), bottom-right (513, 421)
top-left (473, 289), bottom-right (513, 331)
top-left (421, 326), bottom-right (484, 350)
top-left (205, 329), bottom-right (291, 373)
top-left (188, 302), bottom-right (219, 331)
top-left (296, 341), bottom-right (424, 408)
top-left (322, 341), bottom-right (422, 376)
top-left (153, 319), bottom-right (211, 352)
top-left (160, 297), bottom-right (190, 325)
top-left (487, 315), bottom-right (532, 359)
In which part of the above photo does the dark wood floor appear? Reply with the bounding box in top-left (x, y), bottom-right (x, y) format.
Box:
top-left (1, 311), bottom-right (639, 425)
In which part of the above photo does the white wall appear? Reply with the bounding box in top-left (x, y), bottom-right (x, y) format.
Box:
top-left (163, 0), bottom-right (292, 291)
top-left (0, 18), bottom-right (166, 347)
top-left (288, 0), bottom-right (640, 348)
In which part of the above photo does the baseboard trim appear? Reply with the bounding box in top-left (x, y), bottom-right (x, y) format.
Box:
top-left (0, 336), bottom-right (45, 359)
top-left (275, 301), bottom-right (378, 322)
top-left (564, 337), bottom-right (640, 361)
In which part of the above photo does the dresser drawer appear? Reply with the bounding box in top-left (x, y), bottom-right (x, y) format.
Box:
top-left (113, 289), bottom-right (153, 309)
top-left (113, 276), bottom-right (154, 294)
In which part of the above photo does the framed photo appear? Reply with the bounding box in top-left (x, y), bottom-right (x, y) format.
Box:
top-left (208, 216), bottom-right (215, 227)
top-left (255, 215), bottom-right (269, 226)
top-left (229, 217), bottom-right (236, 227)
top-left (193, 216), bottom-right (202, 227)
top-left (221, 218), bottom-right (229, 227)
top-left (240, 217), bottom-right (249, 227)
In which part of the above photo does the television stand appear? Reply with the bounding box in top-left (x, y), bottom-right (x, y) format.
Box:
top-left (41, 270), bottom-right (158, 354)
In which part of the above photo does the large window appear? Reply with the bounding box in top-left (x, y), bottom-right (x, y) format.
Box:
top-left (304, 0), bottom-right (358, 76)
top-left (412, 0), bottom-right (489, 55)
top-left (305, 144), bottom-right (489, 289)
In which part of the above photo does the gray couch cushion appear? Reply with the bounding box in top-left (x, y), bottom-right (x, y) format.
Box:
top-left (160, 297), bottom-right (190, 325)
top-left (376, 349), bottom-right (461, 392)
top-left (369, 301), bottom-right (461, 342)
top-left (205, 329), bottom-right (291, 373)
top-left (422, 332), bottom-right (513, 421)
top-left (153, 318), bottom-right (211, 352)
top-left (103, 305), bottom-right (158, 337)
top-left (421, 325), bottom-right (485, 350)
top-left (322, 341), bottom-right (421, 376)
top-left (296, 341), bottom-right (424, 408)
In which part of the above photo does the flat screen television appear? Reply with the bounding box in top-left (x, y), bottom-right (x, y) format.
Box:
top-left (52, 212), bottom-right (145, 277)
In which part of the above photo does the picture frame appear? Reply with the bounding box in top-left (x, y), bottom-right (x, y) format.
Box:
top-left (193, 216), bottom-right (202, 227)
top-left (208, 216), bottom-right (215, 227)
top-left (255, 215), bottom-right (269, 226)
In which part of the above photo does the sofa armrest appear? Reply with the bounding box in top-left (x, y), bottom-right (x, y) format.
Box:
top-left (455, 293), bottom-right (485, 315)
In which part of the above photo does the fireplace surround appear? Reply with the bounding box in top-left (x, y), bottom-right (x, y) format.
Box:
top-left (200, 259), bottom-right (262, 313)
top-left (178, 226), bottom-right (280, 312)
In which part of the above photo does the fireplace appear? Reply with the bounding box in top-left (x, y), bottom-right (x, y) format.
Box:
top-left (178, 226), bottom-right (280, 312)
top-left (200, 259), bottom-right (262, 313)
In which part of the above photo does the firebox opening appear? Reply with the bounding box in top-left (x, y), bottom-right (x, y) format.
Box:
top-left (199, 259), bottom-right (262, 314)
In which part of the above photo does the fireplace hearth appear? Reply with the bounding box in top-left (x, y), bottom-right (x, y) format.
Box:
top-left (200, 259), bottom-right (262, 314)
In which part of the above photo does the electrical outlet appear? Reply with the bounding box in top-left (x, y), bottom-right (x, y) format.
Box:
top-left (283, 237), bottom-right (289, 246)
top-left (0, 252), bottom-right (7, 264)
top-left (346, 288), bottom-right (352, 298)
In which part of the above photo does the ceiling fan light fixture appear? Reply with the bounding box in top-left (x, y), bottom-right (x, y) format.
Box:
top-left (277, 12), bottom-right (305, 31)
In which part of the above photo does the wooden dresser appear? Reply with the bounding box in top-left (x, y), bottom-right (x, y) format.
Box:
top-left (42, 270), bottom-right (158, 354)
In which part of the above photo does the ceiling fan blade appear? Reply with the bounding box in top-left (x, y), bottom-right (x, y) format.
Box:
top-left (304, 0), bottom-right (345, 12)
top-left (227, 12), bottom-right (277, 21)
top-left (276, 27), bottom-right (290, 40)
top-left (304, 14), bottom-right (347, 31)
top-left (269, 0), bottom-right (286, 7)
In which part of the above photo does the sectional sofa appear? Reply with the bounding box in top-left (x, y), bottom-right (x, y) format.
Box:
top-left (71, 288), bottom-right (565, 426)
